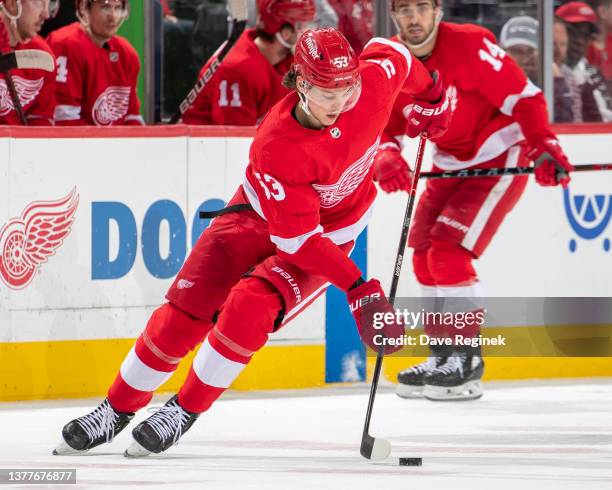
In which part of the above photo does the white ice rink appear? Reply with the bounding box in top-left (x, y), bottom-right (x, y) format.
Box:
top-left (1, 379), bottom-right (611, 489)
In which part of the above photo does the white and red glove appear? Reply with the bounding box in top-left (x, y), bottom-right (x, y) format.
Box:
top-left (373, 146), bottom-right (413, 194)
top-left (527, 138), bottom-right (573, 187)
top-left (347, 279), bottom-right (404, 355)
top-left (405, 70), bottom-right (451, 139)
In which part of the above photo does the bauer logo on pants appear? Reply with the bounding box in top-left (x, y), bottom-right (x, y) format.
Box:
top-left (563, 188), bottom-right (612, 253)
top-left (0, 188), bottom-right (79, 290)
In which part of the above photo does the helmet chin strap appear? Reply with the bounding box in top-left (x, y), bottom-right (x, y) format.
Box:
top-left (297, 91), bottom-right (327, 129)
top-left (275, 31), bottom-right (294, 50)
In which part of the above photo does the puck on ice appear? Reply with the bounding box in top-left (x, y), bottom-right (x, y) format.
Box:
top-left (399, 457), bottom-right (422, 466)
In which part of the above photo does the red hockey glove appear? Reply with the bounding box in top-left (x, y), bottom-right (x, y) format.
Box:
top-left (347, 279), bottom-right (405, 355)
top-left (373, 146), bottom-right (413, 194)
top-left (526, 138), bottom-right (573, 187)
top-left (405, 70), bottom-right (451, 139)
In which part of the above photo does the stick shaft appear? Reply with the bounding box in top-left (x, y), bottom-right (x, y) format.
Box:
top-left (421, 163), bottom-right (612, 180)
top-left (4, 70), bottom-right (27, 125)
top-left (361, 136), bottom-right (428, 446)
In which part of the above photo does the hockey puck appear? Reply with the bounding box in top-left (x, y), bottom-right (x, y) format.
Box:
top-left (399, 457), bottom-right (422, 466)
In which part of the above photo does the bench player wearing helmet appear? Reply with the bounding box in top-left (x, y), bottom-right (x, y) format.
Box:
top-left (53, 27), bottom-right (451, 457)
top-left (181, 0), bottom-right (316, 125)
top-left (374, 0), bottom-right (573, 401)
top-left (47, 0), bottom-right (144, 126)
top-left (0, 0), bottom-right (58, 125)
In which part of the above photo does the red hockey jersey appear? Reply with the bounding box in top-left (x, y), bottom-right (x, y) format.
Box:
top-left (0, 36), bottom-right (56, 126)
top-left (47, 22), bottom-right (144, 126)
top-left (242, 38), bottom-right (433, 290)
top-left (384, 23), bottom-right (554, 170)
top-left (181, 29), bottom-right (293, 126)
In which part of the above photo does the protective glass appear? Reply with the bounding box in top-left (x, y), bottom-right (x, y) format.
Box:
top-left (394, 2), bottom-right (434, 18)
top-left (299, 76), bottom-right (362, 114)
top-left (90, 0), bottom-right (129, 18)
top-left (27, 0), bottom-right (60, 18)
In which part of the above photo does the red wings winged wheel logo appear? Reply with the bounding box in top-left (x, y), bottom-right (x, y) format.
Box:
top-left (0, 188), bottom-right (79, 289)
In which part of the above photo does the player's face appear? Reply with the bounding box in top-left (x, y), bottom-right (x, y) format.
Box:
top-left (15, 0), bottom-right (52, 39)
top-left (565, 22), bottom-right (594, 67)
top-left (87, 0), bottom-right (126, 40)
top-left (507, 45), bottom-right (539, 82)
top-left (553, 21), bottom-right (569, 66)
top-left (298, 76), bottom-right (362, 127)
top-left (599, 4), bottom-right (612, 31)
top-left (393, 0), bottom-right (438, 45)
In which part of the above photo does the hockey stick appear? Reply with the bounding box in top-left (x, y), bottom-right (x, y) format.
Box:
top-left (0, 49), bottom-right (55, 73)
top-left (0, 49), bottom-right (56, 126)
top-left (168, 0), bottom-right (248, 124)
top-left (360, 135), bottom-right (428, 461)
top-left (420, 163), bottom-right (612, 180)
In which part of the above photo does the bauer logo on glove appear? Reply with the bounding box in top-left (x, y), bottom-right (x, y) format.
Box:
top-left (346, 279), bottom-right (405, 355)
top-left (349, 292), bottom-right (381, 312)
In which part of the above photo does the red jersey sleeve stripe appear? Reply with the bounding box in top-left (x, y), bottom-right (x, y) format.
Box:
top-left (499, 79), bottom-right (542, 116)
top-left (363, 37), bottom-right (413, 76)
top-left (270, 225), bottom-right (324, 254)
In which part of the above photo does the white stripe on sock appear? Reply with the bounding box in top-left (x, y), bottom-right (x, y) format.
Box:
top-left (192, 338), bottom-right (247, 388)
top-left (120, 346), bottom-right (174, 392)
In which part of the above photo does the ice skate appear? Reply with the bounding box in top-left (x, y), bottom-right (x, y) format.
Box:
top-left (53, 399), bottom-right (134, 455)
top-left (124, 395), bottom-right (199, 457)
top-left (396, 355), bottom-right (446, 398)
top-left (423, 352), bottom-right (484, 401)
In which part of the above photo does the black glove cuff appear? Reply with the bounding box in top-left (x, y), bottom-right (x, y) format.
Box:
top-left (348, 277), bottom-right (365, 291)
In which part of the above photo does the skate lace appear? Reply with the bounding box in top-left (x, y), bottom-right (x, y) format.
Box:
top-left (432, 355), bottom-right (464, 376)
top-left (146, 401), bottom-right (190, 446)
top-left (77, 400), bottom-right (119, 443)
top-left (407, 356), bottom-right (439, 375)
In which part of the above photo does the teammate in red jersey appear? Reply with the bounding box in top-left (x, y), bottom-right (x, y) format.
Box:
top-left (0, 0), bottom-right (57, 125)
top-left (374, 0), bottom-right (573, 401)
top-left (181, 0), bottom-right (316, 126)
top-left (327, 0), bottom-right (374, 55)
top-left (53, 27), bottom-right (451, 457)
top-left (47, 0), bottom-right (144, 126)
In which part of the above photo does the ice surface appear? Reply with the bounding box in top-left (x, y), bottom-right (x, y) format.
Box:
top-left (1, 379), bottom-right (611, 489)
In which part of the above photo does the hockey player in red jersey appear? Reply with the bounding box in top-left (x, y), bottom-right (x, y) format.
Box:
top-left (374, 0), bottom-right (573, 401)
top-left (0, 0), bottom-right (57, 125)
top-left (53, 27), bottom-right (451, 457)
top-left (47, 0), bottom-right (144, 126)
top-left (180, 0), bottom-right (316, 125)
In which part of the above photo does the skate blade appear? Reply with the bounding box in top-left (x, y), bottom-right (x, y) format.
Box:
top-left (124, 439), bottom-right (152, 458)
top-left (423, 380), bottom-right (483, 401)
top-left (395, 383), bottom-right (424, 399)
top-left (53, 440), bottom-right (87, 455)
